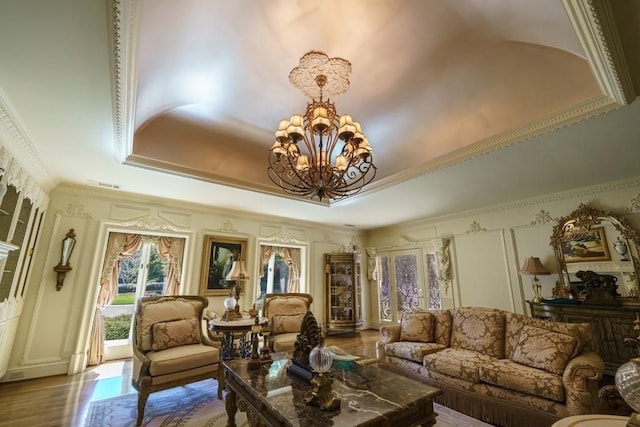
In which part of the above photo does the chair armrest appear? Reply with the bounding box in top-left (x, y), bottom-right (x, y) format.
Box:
top-left (200, 318), bottom-right (219, 348)
top-left (132, 344), bottom-right (151, 384)
top-left (562, 351), bottom-right (605, 415)
top-left (376, 324), bottom-right (402, 359)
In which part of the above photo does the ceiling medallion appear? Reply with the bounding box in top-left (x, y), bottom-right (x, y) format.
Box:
top-left (268, 51), bottom-right (376, 202)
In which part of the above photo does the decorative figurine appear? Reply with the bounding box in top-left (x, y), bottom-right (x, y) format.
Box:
top-left (248, 316), bottom-right (262, 370)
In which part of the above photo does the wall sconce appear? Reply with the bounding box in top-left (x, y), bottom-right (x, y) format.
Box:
top-left (53, 229), bottom-right (76, 291)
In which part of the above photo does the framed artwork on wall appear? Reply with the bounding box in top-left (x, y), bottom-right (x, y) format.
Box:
top-left (561, 227), bottom-right (611, 263)
top-left (199, 235), bottom-right (247, 296)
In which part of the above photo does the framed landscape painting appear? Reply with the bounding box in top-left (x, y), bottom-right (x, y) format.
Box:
top-left (199, 235), bottom-right (247, 296)
top-left (561, 227), bottom-right (611, 263)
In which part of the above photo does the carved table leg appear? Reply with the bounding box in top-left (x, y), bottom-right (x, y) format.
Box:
top-left (225, 386), bottom-right (237, 427)
top-left (217, 362), bottom-right (224, 399)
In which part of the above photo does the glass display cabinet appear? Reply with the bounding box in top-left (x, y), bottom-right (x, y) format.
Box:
top-left (324, 253), bottom-right (362, 335)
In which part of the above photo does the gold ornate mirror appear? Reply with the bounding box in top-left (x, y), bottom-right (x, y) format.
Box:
top-left (550, 204), bottom-right (640, 301)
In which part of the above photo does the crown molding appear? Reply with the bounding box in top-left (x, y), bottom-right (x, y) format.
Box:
top-left (108, 0), bottom-right (140, 164)
top-left (563, 0), bottom-right (635, 105)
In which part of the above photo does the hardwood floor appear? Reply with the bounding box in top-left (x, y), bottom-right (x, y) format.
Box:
top-left (0, 329), bottom-right (379, 427)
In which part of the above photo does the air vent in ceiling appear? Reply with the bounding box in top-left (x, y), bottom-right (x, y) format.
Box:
top-left (89, 180), bottom-right (121, 190)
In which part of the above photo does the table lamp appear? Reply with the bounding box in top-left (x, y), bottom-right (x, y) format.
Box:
top-left (226, 260), bottom-right (249, 316)
top-left (520, 257), bottom-right (550, 303)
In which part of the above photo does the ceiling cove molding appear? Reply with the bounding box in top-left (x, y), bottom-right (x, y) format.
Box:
top-left (402, 176), bottom-right (640, 229)
top-left (347, 95), bottom-right (619, 202)
top-left (563, 0), bottom-right (635, 104)
top-left (108, 0), bottom-right (140, 164)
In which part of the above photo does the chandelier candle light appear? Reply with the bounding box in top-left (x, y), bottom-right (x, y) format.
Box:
top-left (520, 257), bottom-right (550, 303)
top-left (268, 51), bottom-right (376, 202)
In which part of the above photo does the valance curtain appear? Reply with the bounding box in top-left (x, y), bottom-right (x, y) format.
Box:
top-left (88, 233), bottom-right (143, 366)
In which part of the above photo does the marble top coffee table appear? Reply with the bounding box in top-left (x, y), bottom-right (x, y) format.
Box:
top-left (223, 357), bottom-right (442, 426)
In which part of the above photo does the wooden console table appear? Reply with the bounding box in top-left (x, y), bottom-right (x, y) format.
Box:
top-left (528, 300), bottom-right (639, 375)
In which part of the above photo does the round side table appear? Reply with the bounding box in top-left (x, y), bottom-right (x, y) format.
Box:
top-left (552, 414), bottom-right (630, 427)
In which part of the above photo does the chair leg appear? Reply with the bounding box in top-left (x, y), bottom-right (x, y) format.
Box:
top-left (136, 389), bottom-right (150, 426)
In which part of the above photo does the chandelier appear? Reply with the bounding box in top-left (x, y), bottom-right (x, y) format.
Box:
top-left (268, 51), bottom-right (376, 202)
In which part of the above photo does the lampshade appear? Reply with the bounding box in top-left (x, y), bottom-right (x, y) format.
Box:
top-left (226, 260), bottom-right (249, 281)
top-left (520, 257), bottom-right (550, 276)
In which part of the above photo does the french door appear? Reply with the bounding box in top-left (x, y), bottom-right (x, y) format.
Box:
top-left (376, 249), bottom-right (425, 324)
top-left (103, 241), bottom-right (168, 360)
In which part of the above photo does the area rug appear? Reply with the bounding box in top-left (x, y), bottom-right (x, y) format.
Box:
top-left (85, 379), bottom-right (492, 427)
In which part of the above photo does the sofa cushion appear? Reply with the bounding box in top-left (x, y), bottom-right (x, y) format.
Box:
top-left (423, 347), bottom-right (497, 383)
top-left (385, 342), bottom-right (446, 363)
top-left (151, 318), bottom-right (201, 351)
top-left (479, 359), bottom-right (565, 402)
top-left (512, 325), bottom-right (577, 375)
top-left (267, 297), bottom-right (308, 316)
top-left (504, 312), bottom-right (592, 359)
top-left (137, 297), bottom-right (198, 352)
top-left (271, 313), bottom-right (305, 334)
top-left (433, 310), bottom-right (453, 346)
top-left (269, 332), bottom-right (299, 352)
top-left (450, 307), bottom-right (505, 359)
top-left (147, 343), bottom-right (219, 376)
top-left (400, 312), bottom-right (434, 342)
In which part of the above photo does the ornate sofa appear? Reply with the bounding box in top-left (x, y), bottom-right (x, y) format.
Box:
top-left (376, 307), bottom-right (604, 427)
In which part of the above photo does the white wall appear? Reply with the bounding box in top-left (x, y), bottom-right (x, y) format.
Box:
top-left (366, 177), bottom-right (640, 328)
top-left (3, 183), bottom-right (364, 382)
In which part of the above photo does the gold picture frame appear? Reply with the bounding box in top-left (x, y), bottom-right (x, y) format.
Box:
top-left (561, 226), bottom-right (611, 263)
top-left (199, 235), bottom-right (247, 296)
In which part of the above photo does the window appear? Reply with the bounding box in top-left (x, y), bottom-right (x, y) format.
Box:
top-left (255, 243), bottom-right (305, 313)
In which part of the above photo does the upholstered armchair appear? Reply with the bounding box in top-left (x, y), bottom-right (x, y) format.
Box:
top-left (263, 293), bottom-right (313, 352)
top-left (131, 295), bottom-right (220, 426)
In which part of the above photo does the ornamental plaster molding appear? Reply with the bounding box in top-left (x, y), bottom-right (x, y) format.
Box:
top-left (365, 248), bottom-right (377, 281)
top-left (466, 221), bottom-right (487, 234)
top-left (120, 215), bottom-right (180, 232)
top-left (436, 239), bottom-right (452, 296)
top-left (57, 201), bottom-right (92, 218)
top-left (627, 194), bottom-right (640, 214)
top-left (264, 229), bottom-right (304, 245)
top-left (219, 220), bottom-right (237, 234)
top-left (108, 0), bottom-right (141, 163)
top-left (563, 0), bottom-right (635, 105)
top-left (530, 210), bottom-right (559, 226)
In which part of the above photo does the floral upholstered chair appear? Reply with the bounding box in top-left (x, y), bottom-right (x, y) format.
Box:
top-left (263, 293), bottom-right (313, 352)
top-left (131, 295), bottom-right (220, 426)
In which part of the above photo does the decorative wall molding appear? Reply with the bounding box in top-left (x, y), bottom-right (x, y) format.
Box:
top-left (365, 248), bottom-right (377, 281)
top-left (219, 220), bottom-right (237, 234)
top-left (530, 210), bottom-right (559, 225)
top-left (404, 176), bottom-right (640, 229)
top-left (466, 221), bottom-right (487, 234)
top-left (628, 194), bottom-right (640, 213)
top-left (437, 239), bottom-right (452, 297)
top-left (57, 201), bottom-right (92, 218)
top-left (119, 215), bottom-right (182, 232)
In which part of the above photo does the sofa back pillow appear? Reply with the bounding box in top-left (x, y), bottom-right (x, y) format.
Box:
top-left (451, 307), bottom-right (505, 359)
top-left (511, 325), bottom-right (577, 375)
top-left (151, 317), bottom-right (201, 351)
top-left (400, 312), bottom-right (434, 342)
top-left (504, 312), bottom-right (592, 359)
top-left (136, 297), bottom-right (198, 352)
top-left (271, 313), bottom-right (305, 335)
top-left (432, 309), bottom-right (453, 346)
